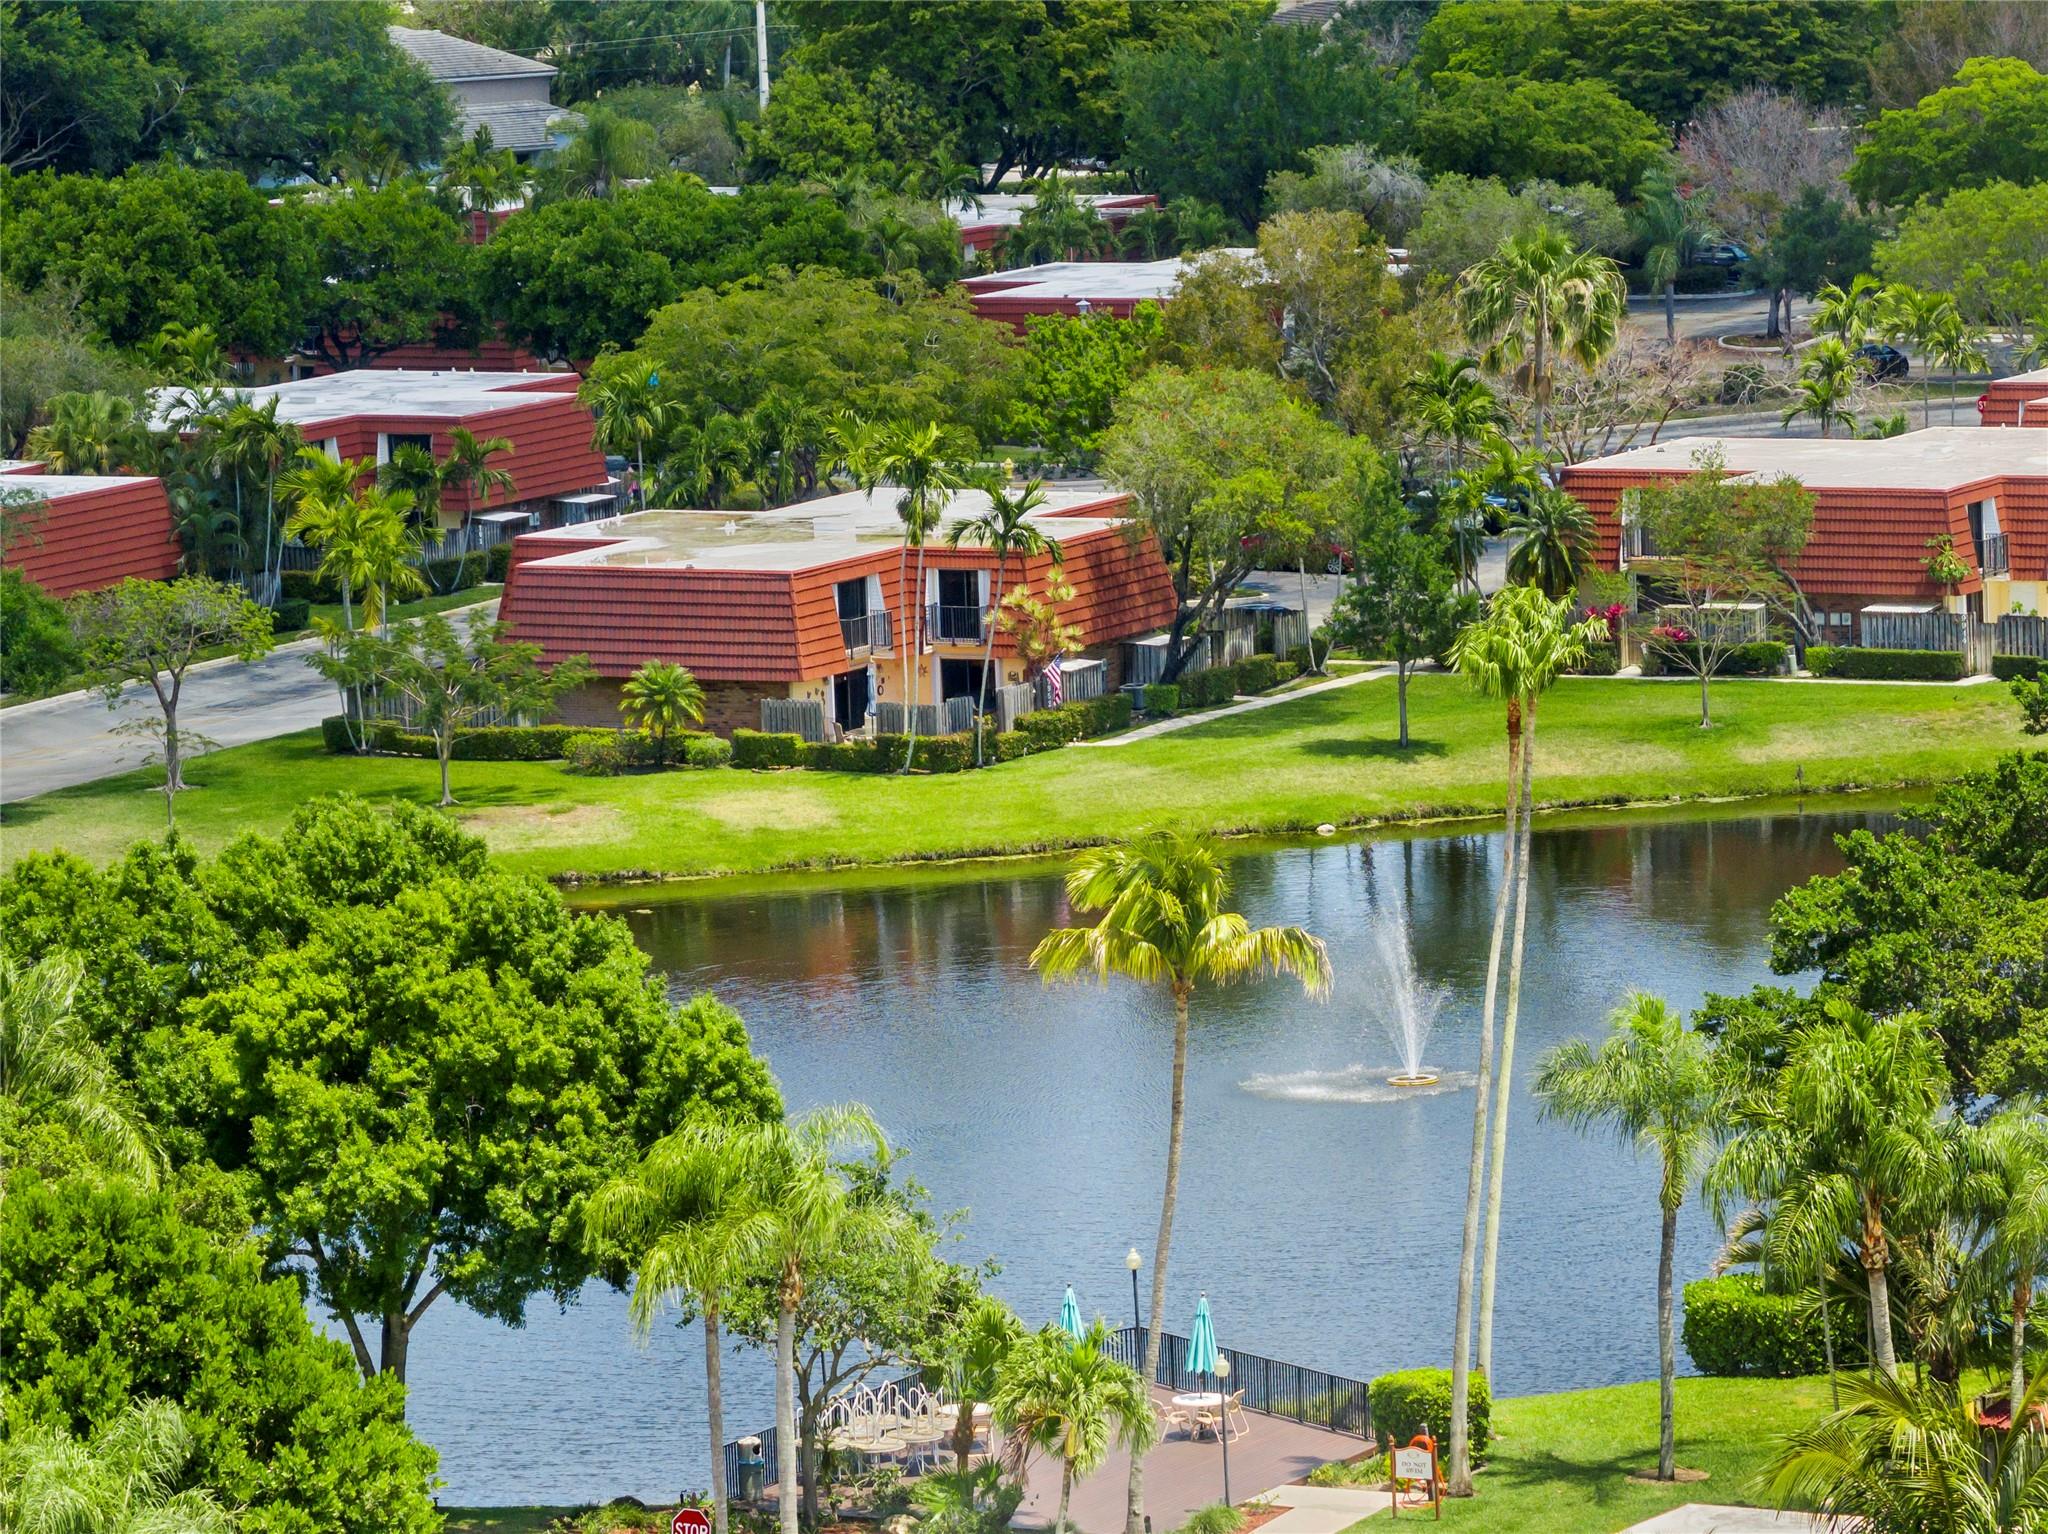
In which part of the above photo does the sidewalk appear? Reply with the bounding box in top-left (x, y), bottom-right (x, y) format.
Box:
top-left (1076, 668), bottom-right (1392, 748)
top-left (1248, 1481), bottom-right (1389, 1531)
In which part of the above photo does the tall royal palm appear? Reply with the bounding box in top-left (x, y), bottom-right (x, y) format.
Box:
top-left (582, 363), bottom-right (674, 508)
top-left (1031, 832), bottom-right (1328, 1534)
top-left (1457, 228), bottom-right (1626, 453)
top-left (1927, 312), bottom-right (1988, 427)
top-left (996, 1320), bottom-right (1158, 1534)
top-left (1877, 285), bottom-right (1950, 430)
top-left (947, 471), bottom-right (1055, 764)
top-left (869, 421), bottom-right (971, 769)
top-left (0, 952), bottom-right (161, 1190)
top-left (583, 1118), bottom-right (762, 1534)
top-left (1708, 1001), bottom-right (1952, 1380)
top-left (1444, 586), bottom-right (1604, 1492)
top-left (725, 1105), bottom-right (917, 1534)
top-left (1534, 993), bottom-right (1722, 1482)
top-left (216, 399), bottom-right (302, 599)
top-left (284, 454), bottom-right (426, 635)
top-left (1969, 1108), bottom-right (2048, 1417)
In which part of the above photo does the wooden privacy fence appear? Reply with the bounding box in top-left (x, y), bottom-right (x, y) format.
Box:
top-left (993, 682), bottom-right (1035, 732)
top-left (760, 698), bottom-right (827, 741)
top-left (1999, 614), bottom-right (2048, 658)
top-left (353, 689), bottom-right (513, 730)
top-left (1862, 610), bottom-right (1966, 653)
top-left (874, 697), bottom-right (975, 737)
top-left (1122, 632), bottom-right (1211, 686)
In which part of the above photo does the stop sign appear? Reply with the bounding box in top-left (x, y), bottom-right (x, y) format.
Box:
top-left (672, 1511), bottom-right (711, 1534)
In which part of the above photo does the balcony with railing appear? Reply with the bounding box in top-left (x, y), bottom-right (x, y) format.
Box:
top-left (1981, 532), bottom-right (2010, 577)
top-left (925, 603), bottom-right (989, 645)
top-left (840, 609), bottom-right (893, 656)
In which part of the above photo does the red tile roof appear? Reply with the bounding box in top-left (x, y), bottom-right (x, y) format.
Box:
top-left (2, 475), bottom-right (179, 597)
top-left (1979, 370), bottom-right (2048, 427)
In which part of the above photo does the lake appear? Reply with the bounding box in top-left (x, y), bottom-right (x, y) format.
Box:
top-left (398, 801), bottom-right (1891, 1506)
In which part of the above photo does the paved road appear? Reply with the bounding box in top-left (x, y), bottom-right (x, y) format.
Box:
top-left (0, 601), bottom-right (498, 803)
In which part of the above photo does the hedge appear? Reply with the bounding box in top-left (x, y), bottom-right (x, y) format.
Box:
top-left (684, 735), bottom-right (732, 768)
top-left (564, 731), bottom-right (627, 775)
top-left (1570, 644), bottom-right (1622, 676)
top-left (1143, 682), bottom-right (1180, 716)
top-left (486, 541), bottom-right (515, 582)
top-left (1993, 655), bottom-right (2046, 681)
top-left (732, 729), bottom-right (804, 768)
top-left (270, 597), bottom-right (311, 633)
top-left (319, 718), bottom-right (589, 760)
top-left (1642, 639), bottom-right (1787, 677)
top-left (1806, 645), bottom-right (1964, 682)
top-left (732, 695), bottom-right (1135, 773)
top-left (1681, 1274), bottom-right (1864, 1378)
top-left (1369, 1368), bottom-right (1489, 1460)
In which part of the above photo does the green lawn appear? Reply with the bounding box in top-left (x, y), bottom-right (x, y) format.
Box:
top-left (1343, 1375), bottom-right (1832, 1534)
top-left (298, 583), bottom-right (502, 633)
top-left (443, 1510), bottom-right (577, 1534)
top-left (3, 674), bottom-right (2029, 881)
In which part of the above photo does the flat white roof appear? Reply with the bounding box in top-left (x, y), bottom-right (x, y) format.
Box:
top-left (149, 369), bottom-right (580, 430)
top-left (1570, 427), bottom-right (2047, 491)
top-left (948, 193), bottom-right (1151, 230)
top-left (0, 473), bottom-right (156, 497)
top-left (963, 249), bottom-right (1259, 303)
top-left (516, 485), bottom-right (1128, 573)
top-left (1993, 367), bottom-right (2048, 388)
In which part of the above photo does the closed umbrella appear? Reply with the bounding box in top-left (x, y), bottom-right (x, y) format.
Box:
top-left (1187, 1294), bottom-right (1218, 1377)
top-left (1059, 1285), bottom-right (1085, 1341)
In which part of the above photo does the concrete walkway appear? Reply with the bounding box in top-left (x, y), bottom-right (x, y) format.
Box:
top-left (1620, 1506), bottom-right (1829, 1534)
top-left (1076, 667), bottom-right (1392, 748)
top-left (1247, 1481), bottom-right (1390, 1531)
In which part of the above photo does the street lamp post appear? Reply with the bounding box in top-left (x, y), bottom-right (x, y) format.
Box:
top-left (1126, 1248), bottom-right (1142, 1334)
top-left (1215, 1354), bottom-right (1232, 1509)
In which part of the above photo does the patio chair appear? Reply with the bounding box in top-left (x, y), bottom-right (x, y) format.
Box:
top-left (1162, 1405), bottom-right (1194, 1439)
top-left (1224, 1390), bottom-right (1250, 1441)
top-left (1193, 1409), bottom-right (1221, 1440)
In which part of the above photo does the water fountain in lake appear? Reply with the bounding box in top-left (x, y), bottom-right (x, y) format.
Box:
top-left (1373, 915), bottom-right (1445, 1087)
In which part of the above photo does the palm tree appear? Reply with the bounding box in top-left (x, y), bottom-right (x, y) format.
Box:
top-left (440, 426), bottom-right (517, 510)
top-left (1708, 1001), bottom-right (1953, 1380)
top-left (1877, 285), bottom-right (1950, 430)
top-left (1006, 179), bottom-right (1108, 266)
top-left (931, 1295), bottom-right (1026, 1474)
top-left (0, 1398), bottom-right (233, 1534)
top-left (1444, 586), bottom-right (1605, 1493)
top-left (546, 107), bottom-right (659, 199)
top-left (1783, 339), bottom-right (1860, 438)
top-left (378, 443), bottom-right (445, 532)
top-left (1763, 1369), bottom-right (2048, 1534)
top-left (214, 399), bottom-right (302, 600)
top-left (1404, 353), bottom-right (1505, 479)
top-left (996, 1321), bottom-right (1158, 1534)
top-left (1813, 274), bottom-right (1885, 347)
top-left (1969, 1108), bottom-right (2048, 1417)
top-left (620, 660), bottom-right (706, 764)
top-left (1031, 832), bottom-right (1328, 1534)
top-left (1632, 171), bottom-right (1711, 346)
top-left (26, 391), bottom-right (146, 475)
top-left (141, 321), bottom-right (230, 385)
top-left (722, 1105), bottom-right (917, 1534)
top-left (947, 472), bottom-right (1056, 765)
top-left (1534, 993), bottom-right (1723, 1482)
top-left (1, 952), bottom-right (161, 1190)
top-left (1927, 312), bottom-right (1989, 426)
top-left (1504, 486), bottom-right (1594, 599)
top-left (1457, 228), bottom-right (1627, 453)
top-left (283, 452), bottom-right (425, 633)
top-left (582, 1118), bottom-right (761, 1534)
top-left (867, 421), bottom-right (972, 770)
top-left (581, 363), bottom-right (675, 508)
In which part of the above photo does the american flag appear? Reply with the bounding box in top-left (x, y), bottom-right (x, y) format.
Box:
top-left (1044, 658), bottom-right (1063, 706)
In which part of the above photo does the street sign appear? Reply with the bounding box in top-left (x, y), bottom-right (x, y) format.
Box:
top-left (672, 1509), bottom-right (711, 1534)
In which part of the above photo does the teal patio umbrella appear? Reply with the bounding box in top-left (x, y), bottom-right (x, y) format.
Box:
top-left (1059, 1285), bottom-right (1085, 1341)
top-left (1187, 1294), bottom-right (1218, 1377)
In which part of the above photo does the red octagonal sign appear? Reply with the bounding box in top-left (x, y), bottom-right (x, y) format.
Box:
top-left (672, 1511), bottom-right (711, 1534)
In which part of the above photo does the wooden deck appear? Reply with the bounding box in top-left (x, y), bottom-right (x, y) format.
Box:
top-left (1013, 1386), bottom-right (1365, 1534)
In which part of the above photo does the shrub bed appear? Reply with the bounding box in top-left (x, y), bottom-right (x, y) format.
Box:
top-left (564, 730), bottom-right (627, 776)
top-left (1806, 645), bottom-right (1964, 681)
top-left (1642, 640), bottom-right (1787, 677)
top-left (1681, 1274), bottom-right (1862, 1378)
top-left (486, 541), bottom-right (515, 582)
top-left (684, 735), bottom-right (733, 768)
top-left (730, 696), bottom-right (1135, 773)
top-left (270, 597), bottom-right (311, 634)
top-left (319, 718), bottom-right (590, 760)
top-left (732, 729), bottom-right (804, 768)
top-left (1570, 644), bottom-right (1622, 676)
top-left (1369, 1368), bottom-right (1489, 1460)
top-left (1144, 682), bottom-right (1181, 716)
top-left (1993, 655), bottom-right (2046, 681)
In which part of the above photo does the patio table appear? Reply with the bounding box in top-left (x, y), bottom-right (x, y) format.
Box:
top-left (1170, 1392), bottom-right (1225, 1440)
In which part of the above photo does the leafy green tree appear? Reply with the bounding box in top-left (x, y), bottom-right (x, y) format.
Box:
top-left (1100, 367), bottom-right (1348, 682)
top-left (284, 181), bottom-right (474, 371)
top-left (1115, 24), bottom-right (1414, 230)
top-left (71, 576), bottom-right (275, 794)
top-left (1407, 174), bottom-right (1631, 283)
top-left (2015, 676), bottom-right (2048, 737)
top-left (1534, 993), bottom-right (1723, 1482)
top-left (996, 1321), bottom-right (1157, 1534)
top-left (1265, 144), bottom-right (1428, 239)
top-left (1709, 1002), bottom-right (1953, 1379)
top-left (1758, 187), bottom-right (1880, 341)
top-left (0, 1397), bottom-right (233, 1534)
top-left (1633, 170), bottom-right (1714, 345)
top-left (1764, 1367), bottom-right (2048, 1530)
top-left (1457, 228), bottom-right (1628, 453)
top-left (0, 281), bottom-right (155, 458)
top-left (0, 1173), bottom-right (441, 1533)
top-left (1417, 73), bottom-right (1666, 197)
top-left (0, 950), bottom-right (160, 1191)
top-left (620, 660), bottom-right (706, 764)
top-left (1875, 179), bottom-right (2048, 344)
top-left (742, 64), bottom-right (959, 187)
top-left (1327, 455), bottom-right (1473, 747)
top-left (1003, 304), bottom-right (1163, 466)
top-left (1260, 210), bottom-right (1414, 429)
top-left (1444, 585), bottom-right (1605, 1493)
top-left (0, 165), bottom-right (311, 355)
top-left (0, 567), bottom-right (77, 697)
top-left (1783, 337), bottom-right (1861, 438)
top-left (355, 615), bottom-right (592, 804)
top-left (0, 0), bottom-right (223, 173)
top-left (1869, 0), bottom-right (2048, 111)
top-left (1032, 832), bottom-right (1327, 1534)
top-left (1848, 57), bottom-right (2048, 209)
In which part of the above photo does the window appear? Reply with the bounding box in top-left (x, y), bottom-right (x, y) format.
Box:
top-left (378, 431), bottom-right (433, 465)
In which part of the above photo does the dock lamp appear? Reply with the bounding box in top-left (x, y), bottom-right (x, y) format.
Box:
top-left (1215, 1355), bottom-right (1232, 1509)
top-left (1126, 1248), bottom-right (1142, 1333)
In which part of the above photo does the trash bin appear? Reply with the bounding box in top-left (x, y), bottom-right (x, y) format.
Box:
top-left (736, 1437), bottom-right (766, 1502)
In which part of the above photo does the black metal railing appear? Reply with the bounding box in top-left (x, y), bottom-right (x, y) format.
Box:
top-left (1106, 1326), bottom-right (1372, 1439)
top-left (1982, 532), bottom-right (2010, 577)
top-left (926, 603), bottom-right (988, 644)
top-left (841, 610), bottom-right (893, 655)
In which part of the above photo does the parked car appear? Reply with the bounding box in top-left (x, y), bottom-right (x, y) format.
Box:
top-left (1855, 343), bottom-right (1910, 381)
top-left (1694, 242), bottom-right (1752, 268)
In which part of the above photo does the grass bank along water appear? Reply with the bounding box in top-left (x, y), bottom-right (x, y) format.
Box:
top-left (0, 674), bottom-right (2023, 881)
